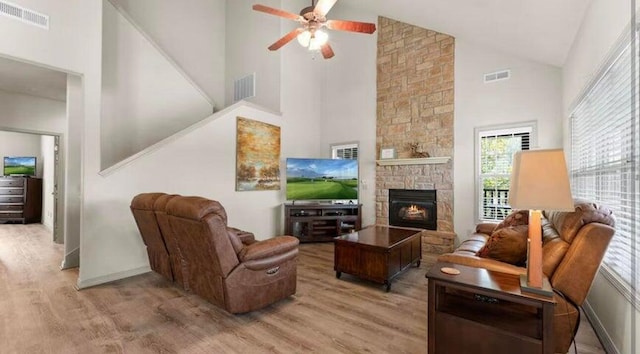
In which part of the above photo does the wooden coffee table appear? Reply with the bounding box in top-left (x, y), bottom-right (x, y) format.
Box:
top-left (334, 225), bottom-right (422, 291)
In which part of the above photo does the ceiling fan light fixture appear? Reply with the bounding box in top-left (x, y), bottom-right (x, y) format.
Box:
top-left (297, 30), bottom-right (312, 47)
top-left (308, 30), bottom-right (328, 50)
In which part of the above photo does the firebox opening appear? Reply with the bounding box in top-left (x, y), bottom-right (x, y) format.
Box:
top-left (389, 189), bottom-right (437, 230)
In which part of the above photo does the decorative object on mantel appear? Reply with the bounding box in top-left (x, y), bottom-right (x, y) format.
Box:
top-left (380, 148), bottom-right (396, 160)
top-left (408, 142), bottom-right (430, 158)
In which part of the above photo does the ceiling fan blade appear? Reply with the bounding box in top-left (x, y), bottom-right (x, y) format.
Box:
top-left (320, 43), bottom-right (335, 59)
top-left (252, 4), bottom-right (301, 21)
top-left (326, 20), bottom-right (376, 34)
top-left (268, 28), bottom-right (304, 51)
top-left (314, 0), bottom-right (337, 17)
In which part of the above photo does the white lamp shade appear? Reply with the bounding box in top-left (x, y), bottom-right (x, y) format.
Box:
top-left (508, 149), bottom-right (574, 211)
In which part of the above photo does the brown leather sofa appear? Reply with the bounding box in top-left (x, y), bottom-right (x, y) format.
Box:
top-left (131, 193), bottom-right (299, 313)
top-left (438, 199), bottom-right (615, 354)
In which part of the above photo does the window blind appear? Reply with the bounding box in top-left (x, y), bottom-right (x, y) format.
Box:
top-left (332, 144), bottom-right (358, 160)
top-left (478, 128), bottom-right (531, 221)
top-left (570, 36), bottom-right (640, 299)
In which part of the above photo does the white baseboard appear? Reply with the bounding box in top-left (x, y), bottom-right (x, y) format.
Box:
top-left (60, 247), bottom-right (79, 269)
top-left (583, 300), bottom-right (620, 354)
top-left (76, 266), bottom-right (150, 290)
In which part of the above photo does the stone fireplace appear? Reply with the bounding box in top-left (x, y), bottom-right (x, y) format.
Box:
top-left (375, 16), bottom-right (456, 255)
top-left (389, 189), bottom-right (437, 230)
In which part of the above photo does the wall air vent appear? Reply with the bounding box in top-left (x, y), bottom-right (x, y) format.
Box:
top-left (234, 73), bottom-right (256, 102)
top-left (484, 69), bottom-right (510, 83)
top-left (0, 0), bottom-right (48, 29)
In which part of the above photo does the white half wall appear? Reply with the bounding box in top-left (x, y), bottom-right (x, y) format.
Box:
top-left (101, 0), bottom-right (214, 169)
top-left (109, 0), bottom-right (225, 108)
top-left (453, 39), bottom-right (563, 240)
top-left (562, 1), bottom-right (638, 353)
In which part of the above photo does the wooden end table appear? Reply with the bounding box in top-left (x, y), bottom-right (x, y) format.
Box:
top-left (425, 262), bottom-right (556, 354)
top-left (334, 225), bottom-right (422, 291)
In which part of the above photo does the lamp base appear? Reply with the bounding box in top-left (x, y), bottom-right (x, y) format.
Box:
top-left (520, 274), bottom-right (554, 297)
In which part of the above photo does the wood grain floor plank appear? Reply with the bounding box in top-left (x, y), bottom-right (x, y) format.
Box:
top-left (0, 224), bottom-right (604, 353)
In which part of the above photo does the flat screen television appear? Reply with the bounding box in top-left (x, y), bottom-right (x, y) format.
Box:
top-left (286, 158), bottom-right (358, 201)
top-left (3, 156), bottom-right (36, 176)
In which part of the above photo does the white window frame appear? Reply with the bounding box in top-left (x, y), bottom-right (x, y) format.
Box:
top-left (331, 142), bottom-right (358, 160)
top-left (474, 121), bottom-right (537, 223)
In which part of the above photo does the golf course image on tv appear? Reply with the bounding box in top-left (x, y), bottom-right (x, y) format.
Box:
top-left (3, 156), bottom-right (36, 176)
top-left (286, 158), bottom-right (358, 200)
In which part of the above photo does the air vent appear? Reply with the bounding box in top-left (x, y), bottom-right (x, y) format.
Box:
top-left (0, 0), bottom-right (48, 29)
top-left (484, 69), bottom-right (510, 83)
top-left (234, 73), bottom-right (256, 102)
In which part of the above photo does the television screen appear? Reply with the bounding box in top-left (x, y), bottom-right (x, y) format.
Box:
top-left (3, 156), bottom-right (36, 176)
top-left (286, 158), bottom-right (358, 201)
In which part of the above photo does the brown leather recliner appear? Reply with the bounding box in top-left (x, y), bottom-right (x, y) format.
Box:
top-left (438, 199), bottom-right (615, 354)
top-left (165, 196), bottom-right (299, 313)
top-left (130, 193), bottom-right (174, 281)
top-left (131, 193), bottom-right (258, 289)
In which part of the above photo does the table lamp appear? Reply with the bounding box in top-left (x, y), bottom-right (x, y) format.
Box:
top-left (508, 149), bottom-right (574, 296)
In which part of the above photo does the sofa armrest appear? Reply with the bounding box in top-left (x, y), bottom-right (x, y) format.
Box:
top-left (242, 248), bottom-right (298, 271)
top-left (437, 252), bottom-right (526, 276)
top-left (239, 236), bottom-right (299, 262)
top-left (227, 226), bottom-right (256, 245)
top-left (476, 222), bottom-right (498, 235)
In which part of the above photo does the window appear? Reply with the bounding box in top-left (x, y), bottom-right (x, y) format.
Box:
top-left (332, 143), bottom-right (358, 160)
top-left (570, 32), bottom-right (639, 302)
top-left (476, 125), bottom-right (533, 221)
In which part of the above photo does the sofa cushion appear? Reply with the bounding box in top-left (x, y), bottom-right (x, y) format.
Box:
top-left (494, 210), bottom-right (529, 231)
top-left (477, 225), bottom-right (529, 266)
top-left (543, 199), bottom-right (615, 243)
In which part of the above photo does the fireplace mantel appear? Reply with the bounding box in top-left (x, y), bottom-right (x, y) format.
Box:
top-left (376, 157), bottom-right (451, 166)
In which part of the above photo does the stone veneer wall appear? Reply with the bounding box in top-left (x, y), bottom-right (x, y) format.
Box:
top-left (376, 16), bottom-right (455, 254)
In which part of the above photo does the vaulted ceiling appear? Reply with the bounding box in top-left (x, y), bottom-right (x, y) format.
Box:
top-left (0, 0), bottom-right (592, 102)
top-left (342, 0), bottom-right (591, 67)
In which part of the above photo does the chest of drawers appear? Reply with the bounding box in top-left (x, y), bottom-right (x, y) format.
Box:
top-left (0, 177), bottom-right (42, 224)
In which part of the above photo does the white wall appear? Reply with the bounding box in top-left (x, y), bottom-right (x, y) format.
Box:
top-left (78, 102), bottom-right (285, 288)
top-left (453, 39), bottom-right (563, 239)
top-left (562, 1), bottom-right (638, 353)
top-left (225, 0), bottom-right (281, 111)
top-left (318, 5), bottom-right (378, 227)
top-left (41, 135), bottom-right (55, 229)
top-left (0, 131), bottom-right (42, 177)
top-left (0, 0), bottom-right (102, 285)
top-left (109, 0), bottom-right (225, 108)
top-left (101, 1), bottom-right (213, 169)
top-left (0, 90), bottom-right (66, 134)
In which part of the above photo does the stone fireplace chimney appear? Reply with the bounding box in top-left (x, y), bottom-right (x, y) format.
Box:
top-left (375, 16), bottom-right (456, 254)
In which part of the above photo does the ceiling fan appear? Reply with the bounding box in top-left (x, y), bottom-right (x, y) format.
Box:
top-left (252, 0), bottom-right (376, 59)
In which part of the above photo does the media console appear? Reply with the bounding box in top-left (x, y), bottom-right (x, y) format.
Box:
top-left (284, 203), bottom-right (362, 242)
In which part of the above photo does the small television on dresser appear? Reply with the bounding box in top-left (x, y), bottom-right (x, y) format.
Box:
top-left (285, 158), bottom-right (358, 201)
top-left (3, 156), bottom-right (36, 176)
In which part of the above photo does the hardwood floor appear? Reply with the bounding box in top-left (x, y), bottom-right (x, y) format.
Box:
top-left (0, 224), bottom-right (605, 353)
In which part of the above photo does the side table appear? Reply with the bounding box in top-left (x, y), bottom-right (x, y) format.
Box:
top-left (425, 262), bottom-right (556, 354)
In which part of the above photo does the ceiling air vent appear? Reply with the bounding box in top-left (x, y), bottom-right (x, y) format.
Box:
top-left (0, 0), bottom-right (49, 29)
top-left (484, 69), bottom-right (510, 83)
top-left (234, 73), bottom-right (256, 102)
